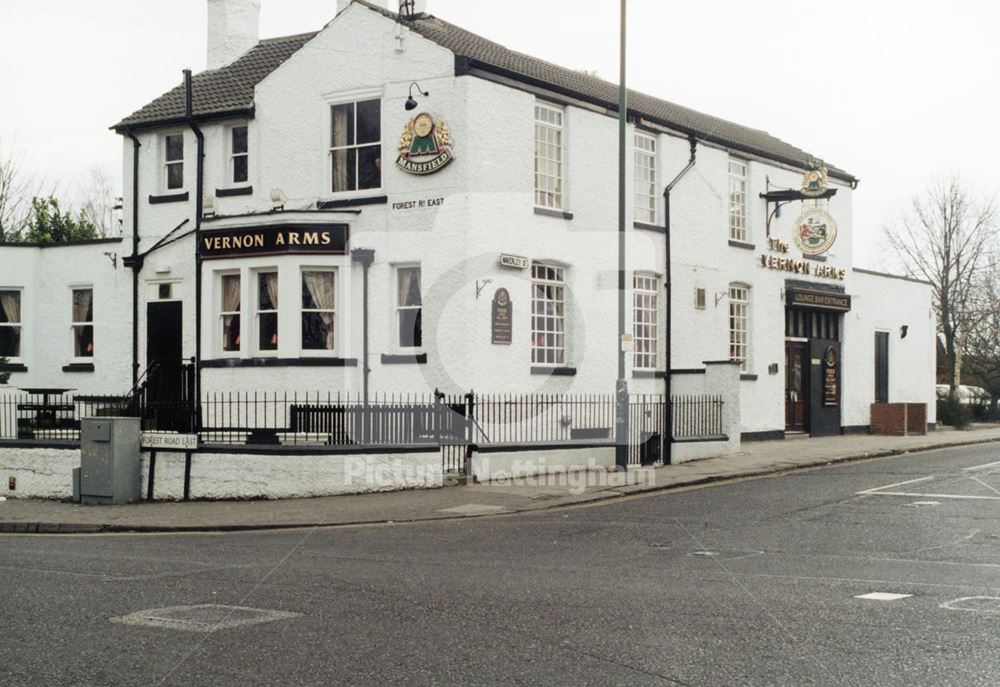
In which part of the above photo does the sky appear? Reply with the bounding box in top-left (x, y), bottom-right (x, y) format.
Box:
top-left (1, 0), bottom-right (998, 269)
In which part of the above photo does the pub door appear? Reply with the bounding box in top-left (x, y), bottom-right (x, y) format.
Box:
top-left (145, 302), bottom-right (189, 431)
top-left (785, 340), bottom-right (808, 432)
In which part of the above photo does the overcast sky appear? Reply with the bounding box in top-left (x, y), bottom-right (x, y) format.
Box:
top-left (1, 0), bottom-right (997, 268)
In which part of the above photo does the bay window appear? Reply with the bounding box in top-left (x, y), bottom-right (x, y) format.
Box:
top-left (256, 271), bottom-right (278, 352)
top-left (301, 270), bottom-right (336, 351)
top-left (220, 274), bottom-right (241, 352)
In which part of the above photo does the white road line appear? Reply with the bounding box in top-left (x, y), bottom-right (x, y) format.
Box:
top-left (856, 476), bottom-right (935, 495)
top-left (964, 460), bottom-right (1000, 472)
top-left (968, 476), bottom-right (1000, 497)
top-left (861, 490), bottom-right (1000, 501)
top-left (855, 592), bottom-right (912, 601)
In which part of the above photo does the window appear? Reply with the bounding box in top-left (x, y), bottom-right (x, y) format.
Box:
top-left (875, 331), bottom-right (889, 403)
top-left (396, 266), bottom-right (422, 349)
top-left (71, 288), bottom-right (94, 358)
top-left (634, 133), bottom-right (657, 224)
top-left (220, 274), bottom-right (241, 352)
top-left (534, 103), bottom-right (564, 209)
top-left (531, 263), bottom-right (566, 365)
top-left (230, 125), bottom-right (249, 185)
top-left (729, 284), bottom-right (749, 371)
top-left (728, 159), bottom-right (747, 241)
top-left (256, 271), bottom-right (278, 352)
top-left (0, 290), bottom-right (21, 358)
top-left (633, 273), bottom-right (658, 370)
top-left (301, 271), bottom-right (336, 351)
top-left (330, 99), bottom-right (381, 193)
top-left (164, 133), bottom-right (184, 190)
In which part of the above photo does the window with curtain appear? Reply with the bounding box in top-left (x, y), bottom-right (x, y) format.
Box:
top-left (634, 133), bottom-right (657, 224)
top-left (302, 271), bottom-right (336, 351)
top-left (330, 99), bottom-right (381, 193)
top-left (72, 288), bottom-right (93, 358)
top-left (396, 266), bottom-right (422, 349)
top-left (633, 273), bottom-right (658, 370)
top-left (729, 284), bottom-right (749, 371)
top-left (164, 133), bottom-right (184, 191)
top-left (0, 290), bottom-right (21, 357)
top-left (534, 102), bottom-right (564, 209)
top-left (230, 125), bottom-right (248, 184)
top-left (221, 274), bottom-right (241, 352)
top-left (531, 262), bottom-right (566, 365)
top-left (257, 272), bottom-right (278, 352)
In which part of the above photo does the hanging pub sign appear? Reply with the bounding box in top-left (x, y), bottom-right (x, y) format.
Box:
top-left (199, 224), bottom-right (349, 260)
top-left (491, 287), bottom-right (512, 345)
top-left (823, 345), bottom-right (839, 406)
top-left (396, 112), bottom-right (455, 175)
top-left (794, 207), bottom-right (838, 256)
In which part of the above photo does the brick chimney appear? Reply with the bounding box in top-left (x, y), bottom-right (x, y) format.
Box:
top-left (207, 0), bottom-right (261, 70)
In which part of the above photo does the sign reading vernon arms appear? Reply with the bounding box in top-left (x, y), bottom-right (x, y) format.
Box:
top-left (199, 224), bottom-right (349, 260)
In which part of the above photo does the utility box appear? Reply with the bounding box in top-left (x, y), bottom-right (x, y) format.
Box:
top-left (79, 417), bottom-right (141, 505)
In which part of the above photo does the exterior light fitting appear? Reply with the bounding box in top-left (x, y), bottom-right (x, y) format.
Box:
top-left (270, 188), bottom-right (287, 211)
top-left (405, 82), bottom-right (429, 111)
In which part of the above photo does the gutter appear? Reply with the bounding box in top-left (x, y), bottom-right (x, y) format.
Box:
top-left (662, 136), bottom-right (697, 466)
top-left (125, 132), bottom-right (142, 386)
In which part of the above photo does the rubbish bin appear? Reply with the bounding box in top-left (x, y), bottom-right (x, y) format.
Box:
top-left (79, 417), bottom-right (141, 505)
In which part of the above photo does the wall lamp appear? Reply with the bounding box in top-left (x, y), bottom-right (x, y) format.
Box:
top-left (270, 188), bottom-right (287, 211)
top-left (405, 82), bottom-right (429, 111)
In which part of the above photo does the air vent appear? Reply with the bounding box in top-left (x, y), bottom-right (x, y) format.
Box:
top-left (694, 288), bottom-right (706, 309)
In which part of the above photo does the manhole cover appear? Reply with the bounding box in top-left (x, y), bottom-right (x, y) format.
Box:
top-left (941, 597), bottom-right (1000, 614)
top-left (110, 604), bottom-right (301, 632)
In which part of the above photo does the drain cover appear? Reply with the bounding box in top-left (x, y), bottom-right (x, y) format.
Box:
top-left (110, 604), bottom-right (301, 632)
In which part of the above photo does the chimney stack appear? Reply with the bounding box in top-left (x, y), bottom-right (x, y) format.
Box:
top-left (207, 0), bottom-right (261, 70)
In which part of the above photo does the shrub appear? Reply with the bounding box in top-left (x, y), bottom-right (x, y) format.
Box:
top-left (937, 396), bottom-right (971, 428)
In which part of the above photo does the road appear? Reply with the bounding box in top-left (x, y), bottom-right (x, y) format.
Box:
top-left (3, 443), bottom-right (1000, 686)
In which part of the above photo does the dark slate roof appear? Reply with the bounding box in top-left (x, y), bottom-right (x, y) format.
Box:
top-left (112, 32), bottom-right (317, 131)
top-left (115, 2), bottom-right (855, 182)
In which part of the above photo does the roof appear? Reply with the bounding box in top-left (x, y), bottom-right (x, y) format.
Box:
top-left (112, 32), bottom-right (317, 131)
top-left (115, 2), bottom-right (855, 182)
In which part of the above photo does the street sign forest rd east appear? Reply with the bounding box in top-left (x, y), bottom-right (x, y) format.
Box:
top-left (140, 432), bottom-right (198, 450)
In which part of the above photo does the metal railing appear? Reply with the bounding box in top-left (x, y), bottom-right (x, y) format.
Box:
top-left (0, 392), bottom-right (127, 442)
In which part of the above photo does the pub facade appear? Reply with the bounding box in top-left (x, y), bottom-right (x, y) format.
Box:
top-left (0, 0), bottom-right (935, 442)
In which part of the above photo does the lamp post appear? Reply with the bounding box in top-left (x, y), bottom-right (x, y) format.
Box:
top-left (614, 0), bottom-right (629, 470)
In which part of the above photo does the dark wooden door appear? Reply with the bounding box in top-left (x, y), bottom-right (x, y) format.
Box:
top-left (146, 301), bottom-right (183, 403)
top-left (785, 341), bottom-right (808, 431)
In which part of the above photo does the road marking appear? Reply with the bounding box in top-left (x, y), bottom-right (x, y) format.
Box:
top-left (907, 501), bottom-right (940, 506)
top-left (857, 476), bottom-right (935, 495)
top-left (855, 592), bottom-right (912, 601)
top-left (860, 491), bottom-right (1000, 501)
top-left (964, 460), bottom-right (1000, 472)
top-left (968, 475), bottom-right (1000, 497)
top-left (110, 604), bottom-right (301, 633)
top-left (940, 597), bottom-right (1000, 614)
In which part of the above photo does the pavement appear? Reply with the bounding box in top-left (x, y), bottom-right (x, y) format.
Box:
top-left (3, 425), bottom-right (1000, 534)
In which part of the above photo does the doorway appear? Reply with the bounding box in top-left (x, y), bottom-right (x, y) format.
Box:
top-left (146, 301), bottom-right (183, 404)
top-left (785, 340), bottom-right (808, 432)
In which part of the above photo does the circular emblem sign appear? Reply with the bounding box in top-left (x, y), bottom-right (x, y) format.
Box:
top-left (794, 207), bottom-right (837, 256)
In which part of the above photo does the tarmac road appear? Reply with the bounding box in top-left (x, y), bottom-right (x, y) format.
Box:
top-left (3, 443), bottom-right (1000, 686)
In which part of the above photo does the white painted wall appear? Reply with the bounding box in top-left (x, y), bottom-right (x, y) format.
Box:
top-left (471, 446), bottom-right (614, 482)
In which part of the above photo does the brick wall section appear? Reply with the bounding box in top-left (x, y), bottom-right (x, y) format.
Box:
top-left (906, 403), bottom-right (928, 435)
top-left (870, 403), bottom-right (907, 436)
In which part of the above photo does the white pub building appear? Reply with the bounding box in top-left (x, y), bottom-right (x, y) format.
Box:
top-left (0, 0), bottom-right (935, 455)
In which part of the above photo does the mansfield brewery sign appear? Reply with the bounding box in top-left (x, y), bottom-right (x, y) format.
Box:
top-left (199, 224), bottom-right (349, 259)
top-left (396, 112), bottom-right (455, 175)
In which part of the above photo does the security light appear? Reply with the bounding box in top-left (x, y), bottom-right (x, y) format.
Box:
top-left (270, 188), bottom-right (286, 211)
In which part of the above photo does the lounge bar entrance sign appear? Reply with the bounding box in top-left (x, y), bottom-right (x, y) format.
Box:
top-left (492, 288), bottom-right (512, 345)
top-left (199, 224), bottom-right (349, 260)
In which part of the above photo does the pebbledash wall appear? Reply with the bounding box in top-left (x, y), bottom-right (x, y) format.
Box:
top-left (0, 0), bottom-right (935, 465)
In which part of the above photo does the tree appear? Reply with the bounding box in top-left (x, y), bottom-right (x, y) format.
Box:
top-left (77, 169), bottom-right (120, 237)
top-left (884, 175), bottom-right (997, 394)
top-left (21, 196), bottom-right (99, 244)
top-left (0, 140), bottom-right (40, 241)
top-left (961, 265), bottom-right (1000, 417)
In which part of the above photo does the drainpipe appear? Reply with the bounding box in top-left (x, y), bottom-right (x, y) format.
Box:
top-left (125, 132), bottom-right (142, 387)
top-left (184, 69), bottom-right (205, 409)
top-left (351, 248), bottom-right (376, 441)
top-left (662, 135), bottom-right (697, 466)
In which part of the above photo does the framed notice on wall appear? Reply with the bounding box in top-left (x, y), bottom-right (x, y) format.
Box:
top-left (491, 288), bottom-right (512, 345)
top-left (823, 345), bottom-right (839, 406)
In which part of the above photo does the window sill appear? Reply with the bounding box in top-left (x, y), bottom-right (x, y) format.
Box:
top-left (534, 207), bottom-right (574, 220)
top-left (215, 185), bottom-right (253, 197)
top-left (531, 366), bottom-right (577, 376)
top-left (740, 373), bottom-right (758, 381)
top-left (381, 353), bottom-right (427, 365)
top-left (633, 221), bottom-right (664, 233)
top-left (728, 239), bottom-right (755, 250)
top-left (200, 357), bottom-right (358, 368)
top-left (631, 370), bottom-right (666, 379)
top-left (0, 363), bottom-right (27, 373)
top-left (317, 194), bottom-right (388, 210)
top-left (149, 192), bottom-right (189, 204)
top-left (62, 363), bottom-right (95, 373)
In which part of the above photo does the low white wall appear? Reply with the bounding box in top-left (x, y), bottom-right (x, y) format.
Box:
top-left (0, 447), bottom-right (443, 500)
top-left (668, 363), bottom-right (741, 462)
top-left (672, 439), bottom-right (733, 463)
top-left (0, 447), bottom-right (77, 499)
top-left (471, 446), bottom-right (614, 482)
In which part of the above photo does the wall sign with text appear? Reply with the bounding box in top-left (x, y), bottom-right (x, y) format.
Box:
top-left (199, 224), bottom-right (349, 260)
top-left (491, 288), bottom-right (512, 345)
top-left (396, 112), bottom-right (455, 175)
